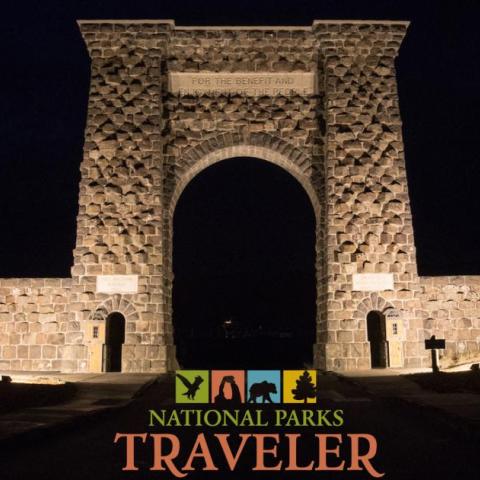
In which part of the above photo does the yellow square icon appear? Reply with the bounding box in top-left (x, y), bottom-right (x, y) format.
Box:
top-left (283, 370), bottom-right (317, 403)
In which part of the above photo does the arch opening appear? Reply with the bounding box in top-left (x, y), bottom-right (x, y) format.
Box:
top-left (172, 157), bottom-right (317, 369)
top-left (366, 311), bottom-right (388, 368)
top-left (104, 312), bottom-right (126, 372)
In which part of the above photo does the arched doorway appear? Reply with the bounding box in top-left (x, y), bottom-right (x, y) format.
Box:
top-left (172, 157), bottom-right (316, 369)
top-left (366, 311), bottom-right (388, 368)
top-left (104, 312), bottom-right (125, 372)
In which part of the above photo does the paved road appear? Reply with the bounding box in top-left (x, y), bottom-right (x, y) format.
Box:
top-left (0, 374), bottom-right (478, 479)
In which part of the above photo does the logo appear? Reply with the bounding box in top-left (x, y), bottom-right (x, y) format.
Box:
top-left (175, 369), bottom-right (318, 403)
top-left (211, 370), bottom-right (245, 405)
top-left (283, 369), bottom-right (318, 403)
top-left (247, 370), bottom-right (281, 403)
top-left (117, 369), bottom-right (387, 477)
top-left (175, 370), bottom-right (209, 403)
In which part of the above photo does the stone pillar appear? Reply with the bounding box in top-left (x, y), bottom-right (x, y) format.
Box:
top-left (68, 21), bottom-right (176, 372)
top-left (314, 21), bottom-right (423, 370)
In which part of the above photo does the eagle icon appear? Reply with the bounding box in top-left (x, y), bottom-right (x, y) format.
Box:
top-left (176, 373), bottom-right (204, 400)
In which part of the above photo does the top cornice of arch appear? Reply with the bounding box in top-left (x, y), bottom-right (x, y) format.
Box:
top-left (77, 19), bottom-right (409, 29)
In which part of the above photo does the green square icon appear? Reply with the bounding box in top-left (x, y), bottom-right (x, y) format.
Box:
top-left (175, 370), bottom-right (209, 403)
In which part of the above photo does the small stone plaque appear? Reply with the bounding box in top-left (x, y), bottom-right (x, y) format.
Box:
top-left (385, 308), bottom-right (401, 320)
top-left (352, 273), bottom-right (394, 292)
top-left (168, 72), bottom-right (317, 96)
top-left (96, 275), bottom-right (138, 294)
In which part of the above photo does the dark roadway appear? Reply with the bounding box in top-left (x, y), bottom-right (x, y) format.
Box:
top-left (0, 374), bottom-right (478, 480)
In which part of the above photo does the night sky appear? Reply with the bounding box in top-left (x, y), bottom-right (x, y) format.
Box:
top-left (1, 1), bottom-right (479, 288)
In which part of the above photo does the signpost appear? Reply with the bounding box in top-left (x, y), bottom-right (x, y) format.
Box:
top-left (424, 335), bottom-right (446, 373)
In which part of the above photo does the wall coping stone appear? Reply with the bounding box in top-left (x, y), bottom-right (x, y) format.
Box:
top-left (77, 19), bottom-right (410, 29)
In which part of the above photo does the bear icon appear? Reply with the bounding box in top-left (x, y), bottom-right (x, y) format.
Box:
top-left (248, 380), bottom-right (277, 403)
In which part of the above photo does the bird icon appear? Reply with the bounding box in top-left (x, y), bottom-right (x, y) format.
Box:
top-left (176, 373), bottom-right (204, 400)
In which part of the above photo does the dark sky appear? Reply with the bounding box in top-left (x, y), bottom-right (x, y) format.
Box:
top-left (1, 0), bottom-right (480, 280)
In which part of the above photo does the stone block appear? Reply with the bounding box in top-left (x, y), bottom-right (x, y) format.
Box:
top-left (18, 345), bottom-right (29, 359)
top-left (66, 332), bottom-right (84, 344)
top-left (3, 346), bottom-right (16, 359)
top-left (30, 345), bottom-right (42, 359)
top-left (47, 333), bottom-right (65, 345)
top-left (39, 313), bottom-right (57, 324)
top-left (44, 322), bottom-right (59, 333)
top-left (42, 345), bottom-right (57, 359)
top-left (59, 345), bottom-right (87, 360)
top-left (337, 330), bottom-right (353, 343)
top-left (21, 360), bottom-right (33, 370)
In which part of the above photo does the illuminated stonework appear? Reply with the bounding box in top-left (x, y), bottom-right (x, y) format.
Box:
top-left (0, 20), bottom-right (479, 373)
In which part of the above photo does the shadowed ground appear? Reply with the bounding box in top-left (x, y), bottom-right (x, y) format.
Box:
top-left (0, 373), bottom-right (478, 479)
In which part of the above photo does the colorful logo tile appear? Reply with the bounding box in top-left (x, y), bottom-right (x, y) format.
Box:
top-left (283, 370), bottom-right (317, 404)
top-left (247, 370), bottom-right (281, 403)
top-left (211, 370), bottom-right (245, 405)
top-left (175, 370), bottom-right (209, 403)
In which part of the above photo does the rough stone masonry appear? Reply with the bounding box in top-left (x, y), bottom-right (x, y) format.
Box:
top-left (0, 20), bottom-right (479, 373)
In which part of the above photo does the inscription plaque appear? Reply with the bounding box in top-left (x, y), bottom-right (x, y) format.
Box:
top-left (168, 72), bottom-right (317, 96)
top-left (385, 308), bottom-right (401, 320)
top-left (352, 273), bottom-right (394, 292)
top-left (96, 275), bottom-right (139, 294)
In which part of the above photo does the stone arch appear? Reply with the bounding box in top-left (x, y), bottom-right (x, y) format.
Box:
top-left (162, 133), bottom-right (325, 367)
top-left (355, 294), bottom-right (395, 368)
top-left (87, 296), bottom-right (139, 373)
top-left (355, 294), bottom-right (395, 319)
top-left (353, 293), bottom-right (395, 344)
top-left (90, 295), bottom-right (140, 323)
top-left (104, 312), bottom-right (126, 372)
top-left (167, 132), bottom-right (322, 219)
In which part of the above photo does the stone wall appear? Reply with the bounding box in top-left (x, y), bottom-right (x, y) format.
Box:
top-left (0, 278), bottom-right (71, 371)
top-left (419, 276), bottom-right (480, 366)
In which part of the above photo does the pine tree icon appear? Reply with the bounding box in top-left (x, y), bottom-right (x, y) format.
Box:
top-left (291, 370), bottom-right (317, 403)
